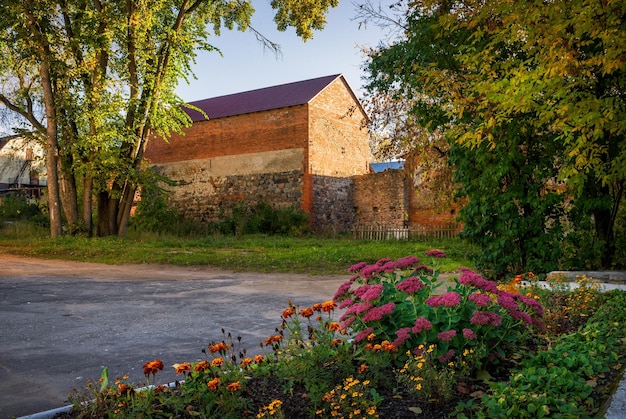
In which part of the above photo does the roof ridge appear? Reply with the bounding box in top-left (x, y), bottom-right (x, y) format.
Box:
top-left (184, 74), bottom-right (343, 121)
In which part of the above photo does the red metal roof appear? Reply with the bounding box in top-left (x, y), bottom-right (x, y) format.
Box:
top-left (183, 74), bottom-right (343, 122)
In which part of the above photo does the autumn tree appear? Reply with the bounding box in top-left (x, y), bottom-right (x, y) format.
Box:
top-left (361, 0), bottom-right (625, 273)
top-left (0, 0), bottom-right (338, 237)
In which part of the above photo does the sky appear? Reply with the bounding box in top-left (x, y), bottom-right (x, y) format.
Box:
top-left (175, 1), bottom-right (389, 102)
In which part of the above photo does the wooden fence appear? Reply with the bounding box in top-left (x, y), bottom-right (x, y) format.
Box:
top-left (352, 224), bottom-right (461, 241)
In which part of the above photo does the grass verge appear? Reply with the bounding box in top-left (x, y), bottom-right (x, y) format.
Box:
top-left (0, 230), bottom-right (475, 275)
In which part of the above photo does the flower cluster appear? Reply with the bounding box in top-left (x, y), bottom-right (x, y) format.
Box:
top-left (142, 359), bottom-right (164, 379)
top-left (334, 253), bottom-right (545, 370)
top-left (317, 376), bottom-right (379, 418)
top-left (257, 399), bottom-right (284, 418)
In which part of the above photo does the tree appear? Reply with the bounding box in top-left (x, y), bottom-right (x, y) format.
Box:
top-left (357, 1), bottom-right (457, 213)
top-left (449, 0), bottom-right (626, 268)
top-left (361, 0), bottom-right (625, 271)
top-left (0, 0), bottom-right (338, 237)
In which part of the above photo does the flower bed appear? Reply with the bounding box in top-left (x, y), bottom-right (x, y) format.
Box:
top-left (58, 254), bottom-right (626, 418)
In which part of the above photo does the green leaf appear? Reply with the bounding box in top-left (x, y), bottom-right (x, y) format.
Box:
top-left (99, 366), bottom-right (109, 392)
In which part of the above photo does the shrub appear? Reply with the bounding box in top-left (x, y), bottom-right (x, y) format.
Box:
top-left (0, 194), bottom-right (47, 225)
top-left (217, 202), bottom-right (310, 236)
top-left (476, 284), bottom-right (626, 418)
top-left (333, 253), bottom-right (544, 371)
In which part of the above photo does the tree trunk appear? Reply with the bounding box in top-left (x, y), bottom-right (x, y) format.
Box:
top-left (594, 206), bottom-right (615, 269)
top-left (82, 174), bottom-right (93, 236)
top-left (58, 154), bottom-right (79, 231)
top-left (97, 191), bottom-right (118, 236)
top-left (26, 2), bottom-right (62, 237)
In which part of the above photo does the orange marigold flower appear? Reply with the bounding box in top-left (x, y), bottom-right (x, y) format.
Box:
top-left (321, 300), bottom-right (336, 312)
top-left (194, 360), bottom-right (210, 372)
top-left (358, 363), bottom-right (368, 374)
top-left (300, 307), bottom-right (314, 317)
top-left (265, 335), bottom-right (283, 346)
top-left (312, 303), bottom-right (323, 312)
top-left (173, 362), bottom-right (191, 375)
top-left (118, 383), bottom-right (132, 394)
top-left (382, 341), bottom-right (396, 352)
top-left (328, 322), bottom-right (341, 331)
top-left (254, 355), bottom-right (264, 364)
top-left (211, 357), bottom-right (224, 367)
top-left (367, 333), bottom-right (377, 342)
top-left (142, 359), bottom-right (164, 376)
top-left (209, 342), bottom-right (230, 354)
top-left (207, 378), bottom-right (221, 391)
top-left (330, 339), bottom-right (343, 346)
top-left (282, 307), bottom-right (296, 318)
top-left (226, 382), bottom-right (242, 392)
top-left (240, 357), bottom-right (253, 368)
top-left (364, 343), bottom-right (374, 351)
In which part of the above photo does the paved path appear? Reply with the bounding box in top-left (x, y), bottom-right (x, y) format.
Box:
top-left (0, 255), bottom-right (348, 418)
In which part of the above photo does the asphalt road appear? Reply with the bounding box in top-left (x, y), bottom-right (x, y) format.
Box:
top-left (0, 255), bottom-right (348, 418)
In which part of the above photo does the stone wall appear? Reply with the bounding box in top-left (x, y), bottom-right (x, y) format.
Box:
top-left (156, 166), bottom-right (303, 223)
top-left (353, 170), bottom-right (408, 228)
top-left (310, 175), bottom-right (355, 233)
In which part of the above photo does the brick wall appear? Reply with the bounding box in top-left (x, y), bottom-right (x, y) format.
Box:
top-left (145, 106), bottom-right (309, 164)
top-left (353, 170), bottom-right (408, 228)
top-left (308, 78), bottom-right (371, 177)
top-left (144, 77), bottom-right (373, 233)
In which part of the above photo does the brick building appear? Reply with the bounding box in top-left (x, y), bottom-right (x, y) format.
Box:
top-left (145, 74), bottom-right (372, 232)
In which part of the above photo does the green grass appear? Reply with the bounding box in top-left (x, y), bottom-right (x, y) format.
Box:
top-left (0, 225), bottom-right (475, 275)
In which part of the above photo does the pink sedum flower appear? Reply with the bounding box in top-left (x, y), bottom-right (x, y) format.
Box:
top-left (393, 327), bottom-right (412, 348)
top-left (462, 328), bottom-right (477, 340)
top-left (412, 317), bottom-right (433, 334)
top-left (393, 255), bottom-right (420, 270)
top-left (470, 310), bottom-right (502, 326)
top-left (469, 292), bottom-right (491, 307)
top-left (425, 249), bottom-right (446, 258)
top-left (354, 327), bottom-right (374, 343)
top-left (437, 329), bottom-right (457, 342)
top-left (396, 277), bottom-right (425, 294)
top-left (362, 302), bottom-right (396, 322)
